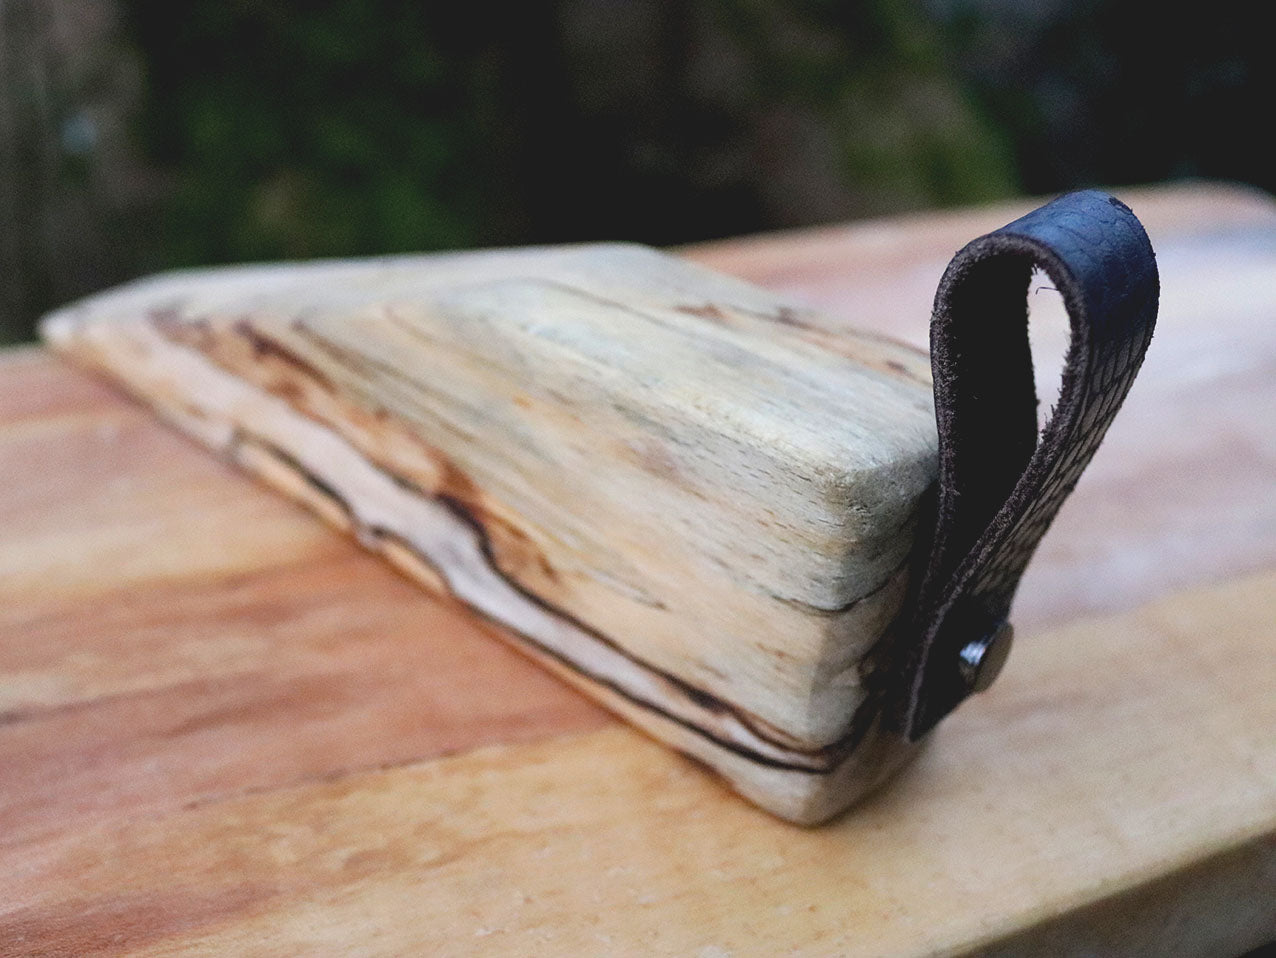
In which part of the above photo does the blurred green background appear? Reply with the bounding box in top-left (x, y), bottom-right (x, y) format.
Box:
top-left (1, 0), bottom-right (1270, 343)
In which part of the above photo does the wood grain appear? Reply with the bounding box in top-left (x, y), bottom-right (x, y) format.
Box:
top-left (2, 570), bottom-right (1273, 957)
top-left (39, 244), bottom-right (939, 822)
top-left (2, 182), bottom-right (1274, 953)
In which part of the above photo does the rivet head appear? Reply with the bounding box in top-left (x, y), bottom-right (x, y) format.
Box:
top-left (958, 621), bottom-right (1014, 694)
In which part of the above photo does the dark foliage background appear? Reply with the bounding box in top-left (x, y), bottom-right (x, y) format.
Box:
top-left (1, 0), bottom-right (1270, 342)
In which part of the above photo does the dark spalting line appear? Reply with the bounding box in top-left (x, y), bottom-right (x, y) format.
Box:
top-left (289, 319), bottom-right (428, 391)
top-left (189, 316), bottom-right (847, 608)
top-left (537, 278), bottom-right (684, 325)
top-left (380, 510), bottom-right (880, 775)
top-left (675, 301), bottom-right (934, 388)
top-left (682, 300), bottom-right (815, 331)
top-left (234, 319), bottom-right (746, 612)
top-left (295, 302), bottom-right (923, 593)
top-left (363, 282), bottom-right (930, 595)
top-left (227, 428), bottom-right (354, 527)
top-left (676, 301), bottom-right (808, 329)
top-left (771, 496), bottom-right (930, 617)
top-left (532, 281), bottom-right (846, 375)
top-left (529, 281), bottom-right (934, 394)
top-left (230, 318), bottom-right (338, 394)
top-left (227, 428), bottom-right (882, 774)
top-left (147, 301), bottom-right (196, 337)
top-left (148, 308), bottom-right (334, 395)
top-left (529, 279), bottom-right (833, 362)
top-left (145, 320), bottom-right (889, 772)
top-left (675, 303), bottom-right (730, 322)
top-left (227, 322), bottom-right (572, 597)
top-left (289, 319), bottom-right (506, 452)
top-left (149, 308), bottom-right (341, 396)
top-left (393, 480), bottom-right (844, 763)
top-left (364, 523), bottom-right (857, 773)
top-left (290, 320), bottom-right (482, 414)
top-left (163, 318), bottom-right (540, 549)
top-left (766, 552), bottom-right (911, 618)
top-left (193, 317), bottom-right (495, 473)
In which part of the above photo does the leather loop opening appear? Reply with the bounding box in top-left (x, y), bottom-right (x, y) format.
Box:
top-left (890, 190), bottom-right (1159, 740)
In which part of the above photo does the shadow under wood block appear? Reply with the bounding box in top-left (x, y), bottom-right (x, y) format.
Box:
top-left (40, 242), bottom-right (947, 823)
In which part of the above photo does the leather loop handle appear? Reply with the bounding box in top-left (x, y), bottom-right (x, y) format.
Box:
top-left (894, 190), bottom-right (1159, 740)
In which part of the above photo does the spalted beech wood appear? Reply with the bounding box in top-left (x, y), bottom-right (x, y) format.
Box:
top-left (42, 243), bottom-right (938, 821)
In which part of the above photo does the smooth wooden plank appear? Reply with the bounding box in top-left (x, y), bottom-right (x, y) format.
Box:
top-left (39, 243), bottom-right (939, 822)
top-left (3, 570), bottom-right (1273, 957)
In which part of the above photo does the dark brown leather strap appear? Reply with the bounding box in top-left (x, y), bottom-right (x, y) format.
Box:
top-left (894, 190), bottom-right (1159, 740)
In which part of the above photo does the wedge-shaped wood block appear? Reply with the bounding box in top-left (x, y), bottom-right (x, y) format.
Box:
top-left (41, 244), bottom-right (939, 822)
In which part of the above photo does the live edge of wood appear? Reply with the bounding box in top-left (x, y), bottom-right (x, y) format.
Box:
top-left (40, 243), bottom-right (938, 823)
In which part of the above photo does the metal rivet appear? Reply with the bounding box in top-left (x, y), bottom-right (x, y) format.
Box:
top-left (958, 621), bottom-right (1014, 694)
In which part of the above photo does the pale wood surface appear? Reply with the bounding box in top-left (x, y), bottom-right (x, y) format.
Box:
top-left (2, 183), bottom-right (1274, 954)
top-left (39, 244), bottom-right (938, 821)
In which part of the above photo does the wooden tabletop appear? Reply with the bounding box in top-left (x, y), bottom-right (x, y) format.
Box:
top-left (2, 183), bottom-right (1274, 956)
